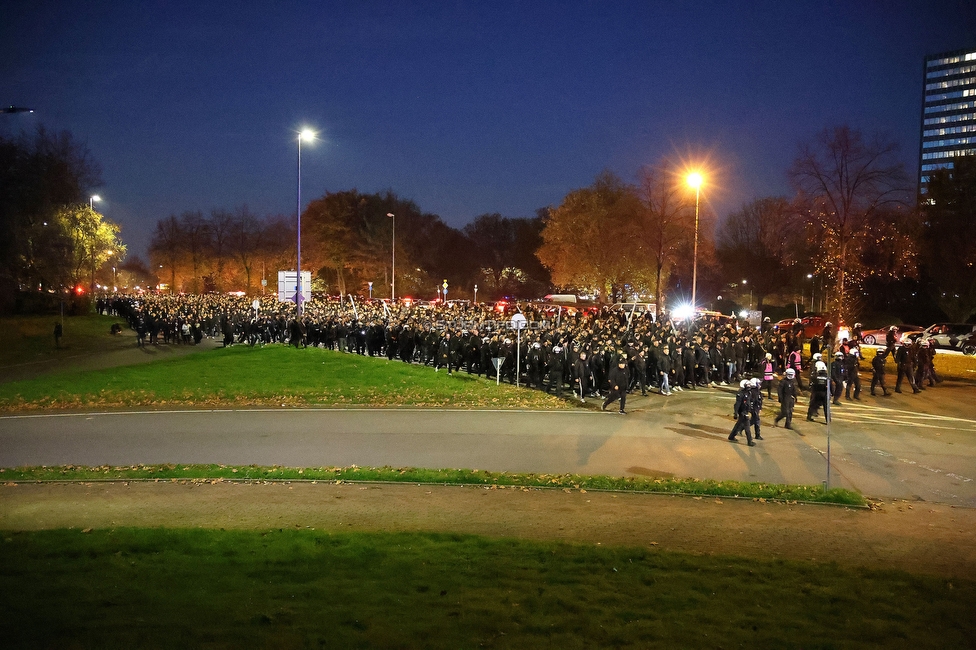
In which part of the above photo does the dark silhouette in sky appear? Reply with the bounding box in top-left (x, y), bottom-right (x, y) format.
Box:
top-left (3, 0), bottom-right (975, 258)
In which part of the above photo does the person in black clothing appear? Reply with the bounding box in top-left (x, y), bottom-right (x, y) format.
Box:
top-left (807, 362), bottom-right (830, 422)
top-left (870, 350), bottom-right (889, 396)
top-left (573, 350), bottom-right (592, 401)
top-left (682, 343), bottom-right (697, 390)
top-left (602, 359), bottom-right (629, 414)
top-left (633, 349), bottom-right (648, 396)
top-left (749, 378), bottom-right (764, 440)
top-left (774, 368), bottom-right (798, 429)
top-left (657, 345), bottom-right (673, 396)
top-left (54, 321), bottom-right (63, 349)
top-left (830, 351), bottom-right (845, 405)
top-left (894, 344), bottom-right (920, 394)
top-left (729, 379), bottom-right (755, 446)
top-left (844, 348), bottom-right (862, 400)
top-left (547, 346), bottom-right (565, 397)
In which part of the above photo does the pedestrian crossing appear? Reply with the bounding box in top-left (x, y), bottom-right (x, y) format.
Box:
top-left (826, 401), bottom-right (976, 432)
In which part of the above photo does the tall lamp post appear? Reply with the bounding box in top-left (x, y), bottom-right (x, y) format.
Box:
top-left (686, 172), bottom-right (703, 309)
top-left (296, 128), bottom-right (316, 318)
top-left (89, 195), bottom-right (101, 209)
top-left (387, 213), bottom-right (395, 301)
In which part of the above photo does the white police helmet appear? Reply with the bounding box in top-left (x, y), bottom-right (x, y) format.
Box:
top-left (816, 361), bottom-right (827, 371)
top-left (785, 368), bottom-right (796, 377)
top-left (813, 353), bottom-right (822, 360)
top-left (751, 378), bottom-right (761, 387)
top-left (740, 379), bottom-right (749, 388)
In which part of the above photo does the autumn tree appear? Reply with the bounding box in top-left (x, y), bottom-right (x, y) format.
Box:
top-left (537, 171), bottom-right (641, 301)
top-left (920, 158), bottom-right (976, 322)
top-left (789, 126), bottom-right (911, 318)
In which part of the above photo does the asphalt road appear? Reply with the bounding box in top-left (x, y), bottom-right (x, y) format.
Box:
top-left (3, 381), bottom-right (974, 507)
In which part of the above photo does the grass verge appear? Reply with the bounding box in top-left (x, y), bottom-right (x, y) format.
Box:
top-left (0, 344), bottom-right (572, 411)
top-left (1, 464), bottom-right (866, 505)
top-left (1, 528), bottom-right (971, 649)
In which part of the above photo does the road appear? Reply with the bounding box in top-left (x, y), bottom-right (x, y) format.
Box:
top-left (3, 381), bottom-right (974, 507)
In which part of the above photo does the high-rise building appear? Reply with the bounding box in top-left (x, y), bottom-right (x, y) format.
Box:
top-left (920, 47), bottom-right (976, 194)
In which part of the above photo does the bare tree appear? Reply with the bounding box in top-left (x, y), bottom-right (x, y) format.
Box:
top-left (634, 162), bottom-right (691, 316)
top-left (149, 215), bottom-right (184, 292)
top-left (716, 197), bottom-right (795, 311)
top-left (207, 209), bottom-right (235, 291)
top-left (789, 126), bottom-right (910, 318)
top-left (179, 211), bottom-right (210, 293)
top-left (229, 206), bottom-right (262, 294)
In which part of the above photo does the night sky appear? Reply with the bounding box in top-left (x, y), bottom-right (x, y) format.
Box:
top-left (3, 1), bottom-right (975, 260)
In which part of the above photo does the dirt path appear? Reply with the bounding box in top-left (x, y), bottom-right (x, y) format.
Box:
top-left (3, 481), bottom-right (974, 580)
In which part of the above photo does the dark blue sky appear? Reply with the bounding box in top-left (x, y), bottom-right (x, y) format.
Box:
top-left (3, 0), bottom-right (975, 259)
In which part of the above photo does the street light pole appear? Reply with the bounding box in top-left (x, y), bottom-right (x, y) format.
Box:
top-left (89, 195), bottom-right (101, 209)
top-left (686, 173), bottom-right (703, 308)
top-left (296, 129), bottom-right (315, 318)
top-left (387, 213), bottom-right (395, 301)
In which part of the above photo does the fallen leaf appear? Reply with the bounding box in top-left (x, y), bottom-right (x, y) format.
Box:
top-left (81, 528), bottom-right (92, 533)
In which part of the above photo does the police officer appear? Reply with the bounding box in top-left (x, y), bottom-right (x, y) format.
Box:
top-left (831, 351), bottom-right (845, 405)
top-left (844, 346), bottom-right (862, 400)
top-left (894, 344), bottom-right (920, 394)
top-left (871, 349), bottom-right (889, 396)
top-left (749, 377), bottom-right (764, 440)
top-left (774, 367), bottom-right (798, 429)
top-left (807, 360), bottom-right (830, 422)
top-left (729, 379), bottom-right (755, 446)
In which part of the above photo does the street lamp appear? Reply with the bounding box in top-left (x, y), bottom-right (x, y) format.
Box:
top-left (387, 213), bottom-right (395, 301)
top-left (296, 128), bottom-right (315, 318)
top-left (686, 172), bottom-right (703, 309)
top-left (90, 195), bottom-right (101, 209)
top-left (807, 273), bottom-right (815, 312)
top-left (474, 284), bottom-right (478, 304)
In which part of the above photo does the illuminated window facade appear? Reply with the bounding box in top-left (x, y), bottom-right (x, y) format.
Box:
top-left (920, 48), bottom-right (976, 194)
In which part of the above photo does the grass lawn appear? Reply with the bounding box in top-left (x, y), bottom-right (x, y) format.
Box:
top-left (0, 344), bottom-right (571, 411)
top-left (2, 464), bottom-right (865, 506)
top-left (867, 346), bottom-right (976, 382)
top-left (0, 528), bottom-right (971, 649)
top-left (0, 314), bottom-right (130, 366)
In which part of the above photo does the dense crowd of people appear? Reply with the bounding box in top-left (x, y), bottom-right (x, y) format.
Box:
top-left (97, 293), bottom-right (943, 429)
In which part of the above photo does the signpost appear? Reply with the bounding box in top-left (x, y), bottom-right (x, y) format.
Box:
top-left (277, 271), bottom-right (311, 305)
top-left (491, 357), bottom-right (506, 386)
top-left (511, 313), bottom-right (527, 387)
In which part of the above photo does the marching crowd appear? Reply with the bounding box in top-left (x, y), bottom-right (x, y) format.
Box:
top-left (98, 293), bottom-right (943, 442)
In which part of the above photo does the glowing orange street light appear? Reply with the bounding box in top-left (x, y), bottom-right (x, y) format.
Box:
top-left (686, 172), bottom-right (704, 309)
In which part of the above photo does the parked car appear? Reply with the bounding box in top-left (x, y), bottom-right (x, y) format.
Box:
top-left (910, 323), bottom-right (976, 353)
top-left (774, 315), bottom-right (849, 342)
top-left (612, 302), bottom-right (657, 321)
top-left (858, 324), bottom-right (923, 346)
